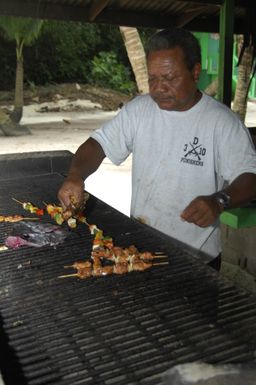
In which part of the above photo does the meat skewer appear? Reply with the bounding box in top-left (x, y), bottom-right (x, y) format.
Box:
top-left (91, 247), bottom-right (168, 263)
top-left (58, 261), bottom-right (168, 279)
top-left (0, 215), bottom-right (39, 222)
top-left (58, 206), bottom-right (169, 280)
top-left (64, 261), bottom-right (92, 269)
top-left (60, 192), bottom-right (90, 223)
top-left (139, 252), bottom-right (168, 260)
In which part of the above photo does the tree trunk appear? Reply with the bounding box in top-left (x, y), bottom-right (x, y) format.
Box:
top-left (1, 42), bottom-right (30, 136)
top-left (119, 26), bottom-right (149, 94)
top-left (232, 35), bottom-right (254, 122)
top-left (10, 43), bottom-right (24, 123)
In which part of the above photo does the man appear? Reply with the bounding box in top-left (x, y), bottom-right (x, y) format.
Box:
top-left (58, 28), bottom-right (256, 270)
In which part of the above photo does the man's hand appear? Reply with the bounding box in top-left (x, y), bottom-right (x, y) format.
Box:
top-left (181, 195), bottom-right (221, 227)
top-left (57, 174), bottom-right (84, 212)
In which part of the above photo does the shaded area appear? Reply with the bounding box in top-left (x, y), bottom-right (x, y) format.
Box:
top-left (0, 314), bottom-right (27, 385)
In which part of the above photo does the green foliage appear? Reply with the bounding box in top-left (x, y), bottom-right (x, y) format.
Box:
top-left (0, 16), bottom-right (43, 47)
top-left (23, 21), bottom-right (133, 87)
top-left (23, 21), bottom-right (99, 84)
top-left (0, 16), bottom-right (43, 88)
top-left (91, 51), bottom-right (136, 93)
top-left (0, 20), bottom-right (142, 93)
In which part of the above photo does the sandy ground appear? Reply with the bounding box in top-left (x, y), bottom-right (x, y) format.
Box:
top-left (1, 99), bottom-right (256, 294)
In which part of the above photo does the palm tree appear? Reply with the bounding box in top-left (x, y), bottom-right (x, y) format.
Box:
top-left (119, 26), bottom-right (149, 94)
top-left (0, 16), bottom-right (43, 136)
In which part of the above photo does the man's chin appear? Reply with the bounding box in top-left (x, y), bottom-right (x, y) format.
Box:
top-left (150, 96), bottom-right (177, 111)
top-left (155, 100), bottom-right (177, 111)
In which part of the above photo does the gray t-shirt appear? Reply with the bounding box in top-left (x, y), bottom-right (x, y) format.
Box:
top-left (91, 93), bottom-right (256, 257)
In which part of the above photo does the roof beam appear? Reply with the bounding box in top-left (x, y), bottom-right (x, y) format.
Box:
top-left (89, 0), bottom-right (111, 21)
top-left (175, 0), bottom-right (249, 6)
top-left (176, 5), bottom-right (212, 28)
top-left (0, 0), bottom-right (175, 28)
top-left (98, 9), bottom-right (176, 28)
top-left (0, 0), bottom-right (247, 32)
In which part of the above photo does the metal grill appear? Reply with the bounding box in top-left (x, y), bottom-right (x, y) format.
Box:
top-left (0, 154), bottom-right (256, 385)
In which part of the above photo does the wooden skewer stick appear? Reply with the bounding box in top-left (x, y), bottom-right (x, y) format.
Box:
top-left (21, 217), bottom-right (40, 221)
top-left (154, 251), bottom-right (167, 255)
top-left (153, 255), bottom-right (168, 259)
top-left (12, 197), bottom-right (24, 205)
top-left (153, 261), bottom-right (169, 266)
top-left (58, 273), bottom-right (79, 279)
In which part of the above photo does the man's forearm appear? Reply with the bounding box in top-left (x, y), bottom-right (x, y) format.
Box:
top-left (68, 137), bottom-right (106, 181)
top-left (224, 172), bottom-right (256, 208)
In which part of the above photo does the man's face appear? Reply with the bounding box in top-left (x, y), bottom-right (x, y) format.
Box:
top-left (147, 47), bottom-right (201, 111)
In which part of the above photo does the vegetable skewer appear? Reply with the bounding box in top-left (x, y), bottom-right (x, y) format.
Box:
top-left (12, 198), bottom-right (44, 216)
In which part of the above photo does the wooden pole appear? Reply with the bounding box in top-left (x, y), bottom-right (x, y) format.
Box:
top-left (217, 0), bottom-right (234, 107)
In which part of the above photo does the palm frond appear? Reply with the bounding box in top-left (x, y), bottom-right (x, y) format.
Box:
top-left (0, 16), bottom-right (43, 45)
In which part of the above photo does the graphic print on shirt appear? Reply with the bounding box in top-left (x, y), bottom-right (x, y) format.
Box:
top-left (180, 136), bottom-right (206, 167)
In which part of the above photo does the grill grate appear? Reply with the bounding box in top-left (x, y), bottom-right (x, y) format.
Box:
top-left (0, 173), bottom-right (256, 385)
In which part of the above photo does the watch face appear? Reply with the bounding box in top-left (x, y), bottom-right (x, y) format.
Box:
top-left (216, 192), bottom-right (231, 209)
top-left (218, 197), bottom-right (225, 205)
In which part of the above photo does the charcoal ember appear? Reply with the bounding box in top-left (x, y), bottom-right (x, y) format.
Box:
top-left (162, 362), bottom-right (256, 385)
top-left (9, 221), bottom-right (68, 247)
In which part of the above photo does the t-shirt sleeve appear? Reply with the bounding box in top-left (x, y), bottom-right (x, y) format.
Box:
top-left (90, 98), bottom-right (139, 165)
top-left (215, 110), bottom-right (256, 182)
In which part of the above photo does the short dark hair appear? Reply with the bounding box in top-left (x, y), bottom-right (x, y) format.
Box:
top-left (146, 28), bottom-right (201, 71)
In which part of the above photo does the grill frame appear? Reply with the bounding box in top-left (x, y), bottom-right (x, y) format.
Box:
top-left (0, 152), bottom-right (256, 385)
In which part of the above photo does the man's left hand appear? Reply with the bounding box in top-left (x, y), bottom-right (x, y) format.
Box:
top-left (180, 195), bottom-right (221, 227)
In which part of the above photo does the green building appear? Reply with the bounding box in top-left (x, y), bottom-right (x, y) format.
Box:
top-left (194, 32), bottom-right (256, 100)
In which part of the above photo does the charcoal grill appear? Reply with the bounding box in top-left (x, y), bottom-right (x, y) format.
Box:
top-left (0, 151), bottom-right (256, 385)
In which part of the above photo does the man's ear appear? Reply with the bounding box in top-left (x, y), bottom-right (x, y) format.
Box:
top-left (192, 63), bottom-right (201, 83)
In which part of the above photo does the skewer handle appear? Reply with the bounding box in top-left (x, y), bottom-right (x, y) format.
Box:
top-left (58, 273), bottom-right (79, 278)
top-left (153, 255), bottom-right (168, 259)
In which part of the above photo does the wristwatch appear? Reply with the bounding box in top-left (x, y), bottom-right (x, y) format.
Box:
top-left (214, 191), bottom-right (231, 211)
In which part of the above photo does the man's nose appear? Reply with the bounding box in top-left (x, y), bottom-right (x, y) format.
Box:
top-left (154, 79), bottom-right (167, 92)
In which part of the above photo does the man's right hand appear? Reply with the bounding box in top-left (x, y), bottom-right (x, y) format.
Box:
top-left (57, 174), bottom-right (84, 212)
top-left (57, 137), bottom-right (106, 213)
